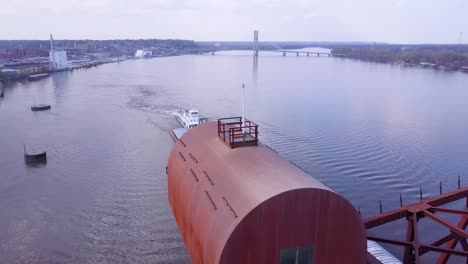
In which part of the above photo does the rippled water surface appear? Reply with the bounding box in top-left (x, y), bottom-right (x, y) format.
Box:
top-left (1, 50), bottom-right (468, 263)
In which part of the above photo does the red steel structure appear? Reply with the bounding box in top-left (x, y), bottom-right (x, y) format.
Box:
top-left (167, 120), bottom-right (367, 264)
top-left (364, 186), bottom-right (468, 264)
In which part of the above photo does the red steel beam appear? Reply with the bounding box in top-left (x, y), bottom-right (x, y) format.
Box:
top-left (428, 188), bottom-right (468, 207)
top-left (368, 236), bottom-right (468, 258)
top-left (419, 234), bottom-right (455, 256)
top-left (403, 218), bottom-right (415, 262)
top-left (412, 212), bottom-right (421, 264)
top-left (432, 207), bottom-right (468, 215)
top-left (436, 215), bottom-right (468, 264)
top-left (436, 239), bottom-right (458, 264)
top-left (365, 188), bottom-right (468, 264)
top-left (431, 234), bottom-right (455, 247)
top-left (365, 188), bottom-right (468, 229)
top-left (364, 209), bottom-right (408, 229)
top-left (422, 244), bottom-right (468, 258)
top-left (460, 239), bottom-right (468, 251)
top-left (424, 210), bottom-right (468, 239)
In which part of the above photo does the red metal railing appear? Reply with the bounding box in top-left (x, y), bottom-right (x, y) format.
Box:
top-left (217, 117), bottom-right (258, 148)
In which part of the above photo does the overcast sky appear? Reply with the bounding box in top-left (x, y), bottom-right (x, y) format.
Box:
top-left (0, 0), bottom-right (467, 43)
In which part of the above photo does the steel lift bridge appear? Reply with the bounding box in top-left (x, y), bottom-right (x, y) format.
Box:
top-left (365, 183), bottom-right (468, 264)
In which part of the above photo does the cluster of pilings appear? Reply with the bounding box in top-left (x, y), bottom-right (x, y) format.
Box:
top-left (357, 176), bottom-right (463, 216)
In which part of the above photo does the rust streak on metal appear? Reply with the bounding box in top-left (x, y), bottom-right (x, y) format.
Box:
top-left (178, 152), bottom-right (186, 162)
top-left (203, 170), bottom-right (214, 186)
top-left (204, 190), bottom-right (217, 210)
top-left (222, 197), bottom-right (238, 218)
top-left (189, 153), bottom-right (198, 163)
top-left (189, 168), bottom-right (199, 182)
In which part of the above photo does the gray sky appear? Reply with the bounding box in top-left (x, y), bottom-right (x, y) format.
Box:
top-left (0, 0), bottom-right (467, 43)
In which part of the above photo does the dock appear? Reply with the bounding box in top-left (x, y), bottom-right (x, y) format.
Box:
top-left (27, 73), bottom-right (51, 81)
top-left (31, 104), bottom-right (51, 111)
top-left (23, 145), bottom-right (47, 164)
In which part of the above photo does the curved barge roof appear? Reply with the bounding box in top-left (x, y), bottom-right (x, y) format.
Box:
top-left (167, 121), bottom-right (366, 263)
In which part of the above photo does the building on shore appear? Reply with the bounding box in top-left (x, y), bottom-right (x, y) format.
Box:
top-left (135, 49), bottom-right (152, 58)
top-left (49, 34), bottom-right (68, 71)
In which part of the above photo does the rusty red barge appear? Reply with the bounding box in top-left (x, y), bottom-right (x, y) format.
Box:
top-left (167, 116), bottom-right (468, 263)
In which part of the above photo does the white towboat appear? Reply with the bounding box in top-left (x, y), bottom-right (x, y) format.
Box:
top-left (175, 109), bottom-right (207, 128)
top-left (171, 109), bottom-right (208, 141)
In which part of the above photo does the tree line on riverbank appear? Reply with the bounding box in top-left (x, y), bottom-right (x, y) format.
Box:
top-left (330, 44), bottom-right (468, 69)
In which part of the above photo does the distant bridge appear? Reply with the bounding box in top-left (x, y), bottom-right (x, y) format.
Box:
top-left (272, 50), bottom-right (331, 56)
top-left (187, 30), bottom-right (345, 57)
top-left (192, 49), bottom-right (343, 57)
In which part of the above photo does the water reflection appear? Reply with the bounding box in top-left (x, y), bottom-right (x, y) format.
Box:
top-left (52, 71), bottom-right (70, 99)
top-left (25, 160), bottom-right (48, 168)
top-left (253, 55), bottom-right (258, 85)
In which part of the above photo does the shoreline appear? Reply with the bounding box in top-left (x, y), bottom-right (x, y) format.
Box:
top-left (333, 55), bottom-right (468, 74)
top-left (329, 45), bottom-right (468, 74)
top-left (0, 53), bottom-right (184, 85)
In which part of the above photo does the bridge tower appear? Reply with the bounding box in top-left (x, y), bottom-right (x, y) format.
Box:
top-left (253, 30), bottom-right (259, 56)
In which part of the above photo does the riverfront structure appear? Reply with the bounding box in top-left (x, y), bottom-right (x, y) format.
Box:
top-left (49, 34), bottom-right (68, 71)
top-left (135, 49), bottom-right (153, 58)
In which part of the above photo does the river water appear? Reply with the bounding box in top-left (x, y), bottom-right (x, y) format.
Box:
top-left (1, 49), bottom-right (468, 263)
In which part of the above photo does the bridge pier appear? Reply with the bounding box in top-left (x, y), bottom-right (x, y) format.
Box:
top-left (253, 30), bottom-right (259, 56)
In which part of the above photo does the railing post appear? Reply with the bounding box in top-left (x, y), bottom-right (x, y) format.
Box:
top-left (255, 125), bottom-right (259, 141)
top-left (223, 123), bottom-right (226, 142)
top-left (230, 128), bottom-right (233, 144)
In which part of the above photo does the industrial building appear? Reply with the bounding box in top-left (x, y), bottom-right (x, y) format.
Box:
top-left (167, 118), bottom-right (367, 264)
top-left (49, 34), bottom-right (68, 71)
top-left (134, 49), bottom-right (152, 58)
